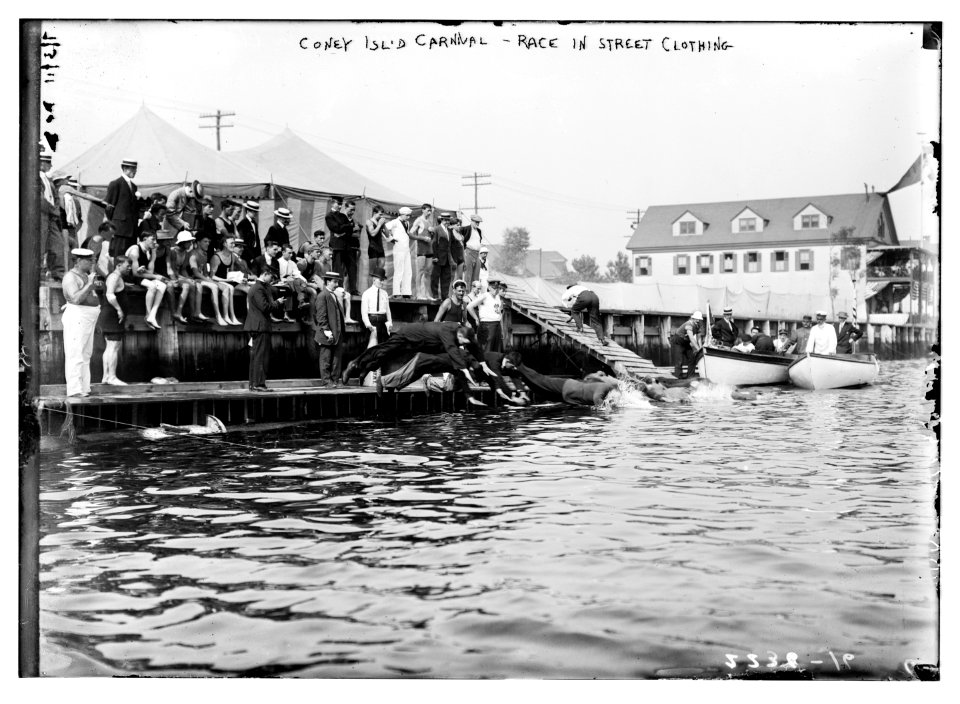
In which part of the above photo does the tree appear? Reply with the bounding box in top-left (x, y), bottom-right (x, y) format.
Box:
top-left (493, 226), bottom-right (531, 276)
top-left (570, 254), bottom-right (603, 282)
top-left (604, 251), bottom-right (633, 282)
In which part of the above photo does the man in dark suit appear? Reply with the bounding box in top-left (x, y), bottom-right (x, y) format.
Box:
top-left (104, 159), bottom-right (139, 257)
top-left (266, 207), bottom-right (292, 248)
top-left (711, 307), bottom-right (739, 347)
top-left (314, 271), bottom-right (347, 387)
top-left (835, 311), bottom-right (863, 354)
top-left (244, 269), bottom-right (285, 391)
top-left (430, 212), bottom-right (456, 300)
top-left (237, 200), bottom-right (262, 264)
top-left (325, 197), bottom-right (354, 291)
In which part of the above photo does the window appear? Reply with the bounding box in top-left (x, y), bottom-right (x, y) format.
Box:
top-left (797, 249), bottom-right (814, 271)
top-left (801, 214), bottom-right (820, 229)
top-left (697, 254), bottom-right (713, 274)
top-left (739, 217), bottom-right (757, 232)
top-left (744, 251), bottom-right (760, 273)
top-left (635, 256), bottom-right (652, 277)
top-left (722, 252), bottom-right (737, 273)
top-left (674, 254), bottom-right (690, 275)
top-left (678, 221), bottom-right (697, 235)
top-left (771, 250), bottom-right (789, 272)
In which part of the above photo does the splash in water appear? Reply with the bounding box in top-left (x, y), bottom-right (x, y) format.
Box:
top-left (599, 379), bottom-right (652, 410)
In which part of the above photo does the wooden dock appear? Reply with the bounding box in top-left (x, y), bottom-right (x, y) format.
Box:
top-left (36, 378), bottom-right (496, 439)
top-left (499, 274), bottom-right (666, 380)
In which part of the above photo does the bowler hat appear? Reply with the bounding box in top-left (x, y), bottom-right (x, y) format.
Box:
top-left (370, 267), bottom-right (387, 280)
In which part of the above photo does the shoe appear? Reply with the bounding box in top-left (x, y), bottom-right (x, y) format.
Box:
top-left (341, 360), bottom-right (358, 384)
top-left (601, 339), bottom-right (610, 346)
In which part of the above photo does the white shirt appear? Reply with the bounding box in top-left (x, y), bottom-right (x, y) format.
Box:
top-left (279, 257), bottom-right (304, 280)
top-left (475, 291), bottom-right (503, 322)
top-left (465, 226), bottom-right (482, 251)
top-left (561, 285), bottom-right (587, 307)
top-left (806, 322), bottom-right (838, 355)
top-left (39, 171), bottom-right (56, 206)
top-left (385, 218), bottom-right (409, 251)
top-left (361, 285), bottom-right (392, 327)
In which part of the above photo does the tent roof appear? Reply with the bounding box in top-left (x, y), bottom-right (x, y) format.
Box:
top-left (52, 105), bottom-right (265, 187)
top-left (230, 128), bottom-right (416, 205)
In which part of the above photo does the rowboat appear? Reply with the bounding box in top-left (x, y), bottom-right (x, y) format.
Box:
top-left (787, 352), bottom-right (880, 390)
top-left (694, 345), bottom-right (795, 386)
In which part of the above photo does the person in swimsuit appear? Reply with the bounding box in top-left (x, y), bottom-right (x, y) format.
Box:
top-left (434, 278), bottom-right (469, 326)
top-left (98, 255), bottom-right (132, 385)
top-left (208, 235), bottom-right (245, 325)
top-left (501, 351), bottom-right (620, 407)
top-left (189, 233), bottom-right (235, 326)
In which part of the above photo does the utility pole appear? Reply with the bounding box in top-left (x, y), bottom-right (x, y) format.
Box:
top-left (626, 208), bottom-right (645, 228)
top-left (199, 109), bottom-right (235, 151)
top-left (461, 172), bottom-right (495, 215)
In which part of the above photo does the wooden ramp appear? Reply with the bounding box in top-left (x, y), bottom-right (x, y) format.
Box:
top-left (502, 280), bottom-right (666, 379)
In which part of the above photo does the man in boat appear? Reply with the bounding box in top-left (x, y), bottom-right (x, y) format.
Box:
top-left (561, 284), bottom-right (609, 346)
top-left (835, 312), bottom-right (863, 354)
top-left (749, 326), bottom-right (776, 353)
top-left (806, 310), bottom-right (838, 354)
top-left (786, 314), bottom-right (813, 354)
top-left (670, 311), bottom-right (703, 379)
top-left (342, 322), bottom-right (481, 384)
top-left (711, 306), bottom-right (739, 348)
top-left (501, 352), bottom-right (620, 407)
top-left (774, 328), bottom-right (795, 354)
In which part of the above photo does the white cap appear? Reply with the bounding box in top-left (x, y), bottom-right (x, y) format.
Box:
top-left (71, 247), bottom-right (94, 257)
top-left (176, 231), bottom-right (195, 244)
top-left (691, 310), bottom-right (704, 320)
top-left (479, 245), bottom-right (489, 253)
top-left (815, 310), bottom-right (828, 317)
top-left (398, 206), bottom-right (412, 215)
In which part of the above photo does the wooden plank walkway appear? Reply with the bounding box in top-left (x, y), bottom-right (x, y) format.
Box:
top-left (499, 275), bottom-right (666, 379)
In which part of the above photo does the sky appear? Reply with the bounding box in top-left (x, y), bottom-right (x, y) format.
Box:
top-left (39, 20), bottom-right (939, 267)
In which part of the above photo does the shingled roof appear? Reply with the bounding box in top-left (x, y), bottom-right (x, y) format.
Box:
top-left (486, 244), bottom-right (570, 279)
top-left (627, 193), bottom-right (898, 251)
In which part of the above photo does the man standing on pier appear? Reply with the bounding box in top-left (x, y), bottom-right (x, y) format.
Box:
top-left (360, 267), bottom-right (392, 348)
top-left (61, 248), bottom-right (101, 397)
top-left (410, 204), bottom-right (435, 300)
top-left (315, 271), bottom-right (347, 387)
top-left (430, 212), bottom-right (456, 300)
top-left (835, 311), bottom-right (862, 354)
top-left (104, 159), bottom-right (139, 257)
top-left (244, 268), bottom-right (285, 392)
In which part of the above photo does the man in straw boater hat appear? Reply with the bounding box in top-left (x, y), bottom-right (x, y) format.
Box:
top-left (244, 266), bottom-right (287, 392)
top-left (105, 158), bottom-right (139, 257)
top-left (60, 248), bottom-right (101, 397)
top-left (711, 306), bottom-right (740, 348)
top-left (314, 270), bottom-right (347, 387)
top-left (236, 199), bottom-right (262, 265)
top-left (267, 206), bottom-right (293, 249)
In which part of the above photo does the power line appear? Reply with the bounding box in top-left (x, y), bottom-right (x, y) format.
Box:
top-left (199, 109), bottom-right (235, 151)
top-left (626, 208), bottom-right (646, 236)
top-left (461, 172), bottom-right (495, 215)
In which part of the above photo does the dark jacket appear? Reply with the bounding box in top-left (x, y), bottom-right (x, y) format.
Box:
top-left (314, 288), bottom-right (345, 347)
top-left (243, 281), bottom-right (279, 332)
top-left (105, 176), bottom-right (139, 238)
top-left (236, 217), bottom-right (261, 262)
top-left (751, 333), bottom-right (776, 353)
top-left (325, 211), bottom-right (354, 251)
top-left (251, 254), bottom-right (281, 279)
top-left (711, 317), bottom-right (740, 347)
top-left (431, 224), bottom-right (454, 266)
top-left (836, 321), bottom-right (863, 353)
top-left (460, 224), bottom-right (482, 249)
top-left (266, 223), bottom-right (290, 248)
top-left (391, 322), bottom-right (480, 370)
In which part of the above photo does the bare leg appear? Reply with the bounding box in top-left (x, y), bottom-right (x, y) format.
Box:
top-left (193, 282), bottom-right (208, 319)
top-left (146, 282), bottom-right (166, 326)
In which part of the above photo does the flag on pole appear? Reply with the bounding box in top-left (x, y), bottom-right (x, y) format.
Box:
top-left (886, 155), bottom-right (922, 193)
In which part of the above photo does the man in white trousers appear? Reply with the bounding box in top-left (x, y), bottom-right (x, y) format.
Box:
top-left (61, 248), bottom-right (102, 397)
top-left (385, 206), bottom-right (413, 298)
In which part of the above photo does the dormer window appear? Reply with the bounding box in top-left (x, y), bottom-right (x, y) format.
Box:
top-left (672, 211), bottom-right (704, 236)
top-left (679, 221), bottom-right (696, 235)
top-left (801, 214), bottom-right (820, 229)
top-left (794, 204), bottom-right (829, 231)
top-left (731, 207), bottom-right (764, 234)
top-left (739, 217), bottom-right (757, 232)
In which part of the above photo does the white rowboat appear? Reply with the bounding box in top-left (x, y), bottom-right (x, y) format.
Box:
top-left (787, 353), bottom-right (880, 390)
top-left (694, 346), bottom-right (795, 386)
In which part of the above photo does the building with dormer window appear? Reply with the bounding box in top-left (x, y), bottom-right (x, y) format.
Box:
top-left (626, 192), bottom-right (900, 297)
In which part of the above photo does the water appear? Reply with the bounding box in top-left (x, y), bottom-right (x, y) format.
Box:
top-left (38, 359), bottom-right (939, 679)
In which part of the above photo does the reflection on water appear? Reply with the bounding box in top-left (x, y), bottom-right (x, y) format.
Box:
top-left (38, 360), bottom-right (939, 678)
